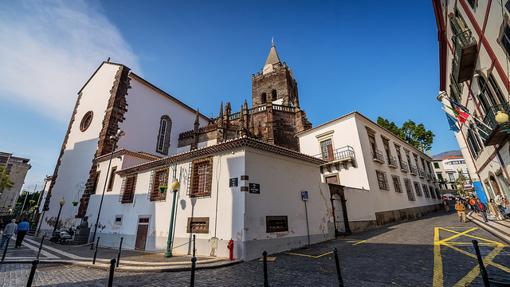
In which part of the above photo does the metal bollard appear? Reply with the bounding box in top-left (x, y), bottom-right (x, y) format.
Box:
top-left (26, 259), bottom-right (39, 287)
top-left (333, 248), bottom-right (344, 287)
top-left (36, 235), bottom-right (46, 260)
top-left (192, 235), bottom-right (196, 257)
top-left (263, 251), bottom-right (269, 287)
top-left (108, 258), bottom-right (116, 287)
top-left (472, 240), bottom-right (490, 287)
top-left (92, 237), bottom-right (100, 265)
top-left (116, 237), bottom-right (123, 267)
top-left (190, 256), bottom-right (197, 287)
top-left (1, 237), bottom-right (10, 263)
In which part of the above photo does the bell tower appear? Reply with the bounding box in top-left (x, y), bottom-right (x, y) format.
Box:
top-left (252, 42), bottom-right (299, 108)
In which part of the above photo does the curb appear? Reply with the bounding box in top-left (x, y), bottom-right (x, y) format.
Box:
top-left (467, 214), bottom-right (510, 246)
top-left (0, 258), bottom-right (242, 272)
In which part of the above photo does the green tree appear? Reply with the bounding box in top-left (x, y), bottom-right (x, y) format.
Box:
top-left (0, 166), bottom-right (13, 194)
top-left (377, 117), bottom-right (435, 152)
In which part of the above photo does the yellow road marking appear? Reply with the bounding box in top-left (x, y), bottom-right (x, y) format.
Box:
top-left (286, 251), bottom-right (333, 259)
top-left (438, 227), bottom-right (478, 244)
top-left (454, 246), bottom-right (503, 287)
top-left (442, 242), bottom-right (510, 273)
top-left (352, 240), bottom-right (367, 246)
top-left (433, 227), bottom-right (444, 287)
top-left (440, 227), bottom-right (505, 246)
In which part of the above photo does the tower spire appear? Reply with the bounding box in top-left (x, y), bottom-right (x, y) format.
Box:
top-left (263, 40), bottom-right (281, 75)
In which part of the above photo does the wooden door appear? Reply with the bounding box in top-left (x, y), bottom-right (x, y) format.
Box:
top-left (135, 218), bottom-right (149, 250)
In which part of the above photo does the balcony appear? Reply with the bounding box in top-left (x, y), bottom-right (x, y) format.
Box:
top-left (314, 146), bottom-right (355, 164)
top-left (410, 164), bottom-right (418, 176)
top-left (478, 102), bottom-right (510, 146)
top-left (450, 16), bottom-right (477, 83)
top-left (400, 161), bottom-right (409, 173)
top-left (372, 149), bottom-right (385, 164)
top-left (387, 155), bottom-right (398, 169)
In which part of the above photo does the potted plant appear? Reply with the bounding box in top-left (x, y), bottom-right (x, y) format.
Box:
top-left (72, 200), bottom-right (79, 206)
top-left (159, 185), bottom-right (168, 194)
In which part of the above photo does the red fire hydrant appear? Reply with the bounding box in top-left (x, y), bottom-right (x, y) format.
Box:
top-left (227, 239), bottom-right (234, 260)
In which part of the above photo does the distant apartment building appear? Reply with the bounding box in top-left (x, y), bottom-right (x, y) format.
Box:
top-left (298, 112), bottom-right (441, 232)
top-left (433, 1), bottom-right (510, 203)
top-left (0, 152), bottom-right (31, 215)
top-left (432, 150), bottom-right (471, 194)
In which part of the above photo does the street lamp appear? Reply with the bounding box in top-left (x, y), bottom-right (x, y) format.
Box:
top-left (165, 178), bottom-right (180, 257)
top-left (52, 197), bottom-right (65, 236)
top-left (495, 110), bottom-right (509, 124)
top-left (91, 129), bottom-right (124, 248)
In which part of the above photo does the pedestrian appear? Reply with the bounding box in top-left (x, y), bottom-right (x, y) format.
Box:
top-left (0, 219), bottom-right (17, 249)
top-left (455, 200), bottom-right (467, 223)
top-left (477, 199), bottom-right (488, 223)
top-left (15, 218), bottom-right (29, 248)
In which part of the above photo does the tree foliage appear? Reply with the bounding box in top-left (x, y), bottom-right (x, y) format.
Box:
top-left (0, 166), bottom-right (14, 193)
top-left (377, 117), bottom-right (435, 152)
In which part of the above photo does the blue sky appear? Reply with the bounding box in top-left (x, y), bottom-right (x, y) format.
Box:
top-left (0, 0), bottom-right (458, 191)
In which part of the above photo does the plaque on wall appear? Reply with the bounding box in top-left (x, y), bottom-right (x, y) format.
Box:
top-left (249, 183), bottom-right (260, 194)
top-left (229, 178), bottom-right (238, 187)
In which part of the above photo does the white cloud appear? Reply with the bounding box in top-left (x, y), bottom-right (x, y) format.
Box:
top-left (0, 0), bottom-right (140, 121)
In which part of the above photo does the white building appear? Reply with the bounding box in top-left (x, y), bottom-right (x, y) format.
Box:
top-left (432, 150), bottom-right (471, 194)
top-left (433, 0), bottom-right (510, 203)
top-left (298, 112), bottom-right (441, 232)
top-left (0, 152), bottom-right (31, 215)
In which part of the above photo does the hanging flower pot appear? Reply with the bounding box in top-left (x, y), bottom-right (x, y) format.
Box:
top-left (72, 201), bottom-right (79, 206)
top-left (159, 185), bottom-right (168, 194)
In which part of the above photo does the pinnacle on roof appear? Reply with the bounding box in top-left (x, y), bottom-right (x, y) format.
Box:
top-left (264, 40), bottom-right (281, 67)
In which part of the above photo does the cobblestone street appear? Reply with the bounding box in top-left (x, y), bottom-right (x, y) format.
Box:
top-left (2, 211), bottom-right (510, 286)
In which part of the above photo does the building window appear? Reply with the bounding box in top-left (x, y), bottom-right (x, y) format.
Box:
top-left (114, 215), bottom-right (122, 225)
top-left (433, 162), bottom-right (440, 169)
top-left (150, 168), bottom-right (169, 201)
top-left (423, 184), bottom-right (430, 198)
top-left (156, 115), bottom-right (172, 155)
top-left (80, 111), bottom-right (93, 132)
top-left (190, 158), bottom-right (213, 197)
top-left (320, 138), bottom-right (334, 160)
top-left (488, 73), bottom-right (506, 105)
top-left (430, 186), bottom-right (437, 199)
top-left (477, 75), bottom-right (499, 115)
top-left (436, 173), bottom-right (444, 181)
top-left (467, 0), bottom-right (477, 9)
top-left (107, 166), bottom-right (117, 191)
top-left (266, 216), bottom-right (288, 233)
top-left (499, 21), bottom-right (510, 57)
top-left (121, 174), bottom-right (137, 203)
top-left (376, 170), bottom-right (389, 191)
top-left (392, 175), bottom-right (402, 193)
top-left (187, 217), bottom-right (209, 233)
top-left (466, 125), bottom-right (482, 158)
top-left (261, 93), bottom-right (267, 104)
top-left (325, 175), bottom-right (339, 184)
top-left (368, 132), bottom-right (377, 156)
top-left (404, 178), bottom-right (415, 201)
top-left (414, 182), bottom-right (422, 196)
top-left (271, 90), bottom-right (277, 101)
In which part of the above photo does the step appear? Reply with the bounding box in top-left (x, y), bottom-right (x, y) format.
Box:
top-left (468, 215), bottom-right (510, 245)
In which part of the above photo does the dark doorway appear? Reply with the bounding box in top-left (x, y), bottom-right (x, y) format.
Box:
top-left (328, 184), bottom-right (351, 236)
top-left (135, 217), bottom-right (149, 250)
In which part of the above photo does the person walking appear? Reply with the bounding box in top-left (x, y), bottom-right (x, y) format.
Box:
top-left (477, 199), bottom-right (489, 223)
top-left (468, 197), bottom-right (476, 215)
top-left (15, 218), bottom-right (29, 248)
top-left (455, 199), bottom-right (467, 223)
top-left (0, 219), bottom-right (17, 249)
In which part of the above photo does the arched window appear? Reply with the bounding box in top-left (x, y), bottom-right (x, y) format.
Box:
top-left (156, 115), bottom-right (172, 155)
top-left (260, 93), bottom-right (267, 104)
top-left (271, 90), bottom-right (277, 101)
top-left (477, 76), bottom-right (498, 114)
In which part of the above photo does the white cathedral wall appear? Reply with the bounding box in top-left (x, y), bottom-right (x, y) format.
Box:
top-left (40, 63), bottom-right (121, 233)
top-left (243, 149), bottom-right (334, 260)
top-left (116, 77), bottom-right (208, 157)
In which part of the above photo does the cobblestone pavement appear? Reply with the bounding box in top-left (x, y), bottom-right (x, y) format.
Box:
top-left (2, 211), bottom-right (510, 286)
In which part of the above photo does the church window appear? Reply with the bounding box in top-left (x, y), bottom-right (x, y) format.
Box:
top-left (80, 111), bottom-right (93, 132)
top-left (187, 217), bottom-right (209, 233)
top-left (266, 216), bottom-right (288, 233)
top-left (260, 93), bottom-right (267, 104)
top-left (271, 90), bottom-right (277, 101)
top-left (156, 115), bottom-right (172, 155)
top-left (121, 174), bottom-right (137, 204)
top-left (107, 166), bottom-right (117, 191)
top-left (190, 157), bottom-right (213, 197)
top-left (150, 168), bottom-right (169, 201)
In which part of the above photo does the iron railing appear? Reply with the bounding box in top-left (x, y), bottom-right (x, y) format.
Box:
top-left (372, 149), bottom-right (385, 163)
top-left (450, 16), bottom-right (477, 83)
top-left (479, 102), bottom-right (510, 143)
top-left (314, 146), bottom-right (355, 162)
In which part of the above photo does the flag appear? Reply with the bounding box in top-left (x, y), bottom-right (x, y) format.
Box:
top-left (448, 99), bottom-right (470, 123)
top-left (445, 112), bottom-right (460, 132)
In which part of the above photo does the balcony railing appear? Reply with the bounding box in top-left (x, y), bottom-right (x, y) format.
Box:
top-left (410, 164), bottom-right (418, 175)
top-left (450, 16), bottom-right (477, 83)
top-left (400, 161), bottom-right (409, 173)
top-left (479, 102), bottom-right (510, 146)
top-left (372, 149), bottom-right (385, 163)
top-left (314, 146), bottom-right (355, 163)
top-left (387, 155), bottom-right (398, 168)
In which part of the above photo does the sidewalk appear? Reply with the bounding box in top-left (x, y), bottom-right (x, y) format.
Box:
top-left (467, 212), bottom-right (510, 245)
top-left (2, 235), bottom-right (240, 272)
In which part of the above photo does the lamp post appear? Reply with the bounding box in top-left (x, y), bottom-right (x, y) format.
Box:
top-left (52, 197), bottom-right (65, 236)
top-left (495, 111), bottom-right (509, 125)
top-left (165, 178), bottom-right (180, 257)
top-left (91, 129), bottom-right (124, 247)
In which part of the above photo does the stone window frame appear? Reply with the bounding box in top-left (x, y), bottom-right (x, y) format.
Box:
top-left (413, 181), bottom-right (423, 196)
top-left (79, 111), bottom-right (93, 132)
top-left (189, 157), bottom-right (213, 198)
top-left (404, 178), bottom-right (415, 201)
top-left (121, 174), bottom-right (137, 204)
top-left (187, 217), bottom-right (209, 234)
top-left (156, 115), bottom-right (172, 155)
top-left (107, 166), bottom-right (117, 191)
top-left (149, 168), bottom-right (169, 201)
top-left (266, 216), bottom-right (289, 233)
top-left (392, 175), bottom-right (402, 193)
top-left (376, 170), bottom-right (389, 191)
top-left (422, 184), bottom-right (430, 198)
